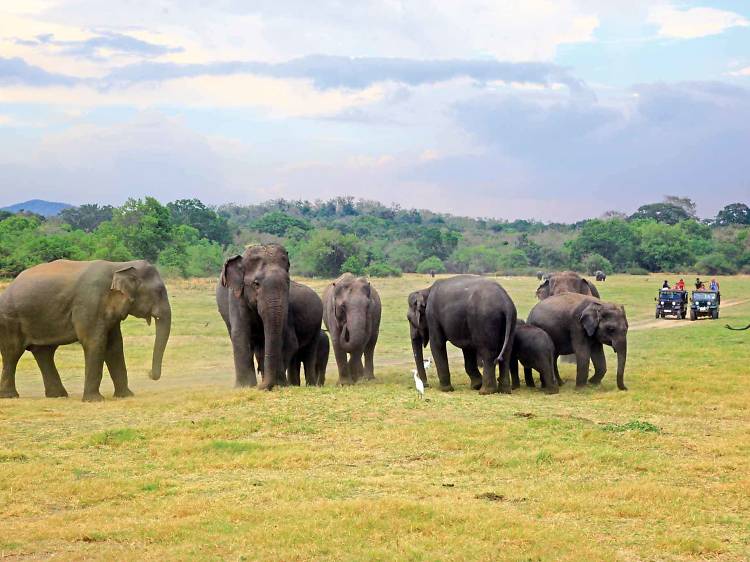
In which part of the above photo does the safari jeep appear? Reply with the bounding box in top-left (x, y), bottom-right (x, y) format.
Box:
top-left (690, 291), bottom-right (720, 320)
top-left (655, 290), bottom-right (687, 319)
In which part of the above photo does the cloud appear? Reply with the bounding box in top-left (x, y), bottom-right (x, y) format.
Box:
top-left (15, 32), bottom-right (183, 60)
top-left (729, 66), bottom-right (750, 77)
top-left (648, 5), bottom-right (749, 39)
top-left (0, 56), bottom-right (75, 86)
top-left (103, 55), bottom-right (588, 94)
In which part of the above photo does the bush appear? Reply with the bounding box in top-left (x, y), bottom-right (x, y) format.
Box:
top-left (498, 249), bottom-right (529, 270)
top-left (583, 254), bottom-right (613, 275)
top-left (340, 255), bottom-right (366, 275)
top-left (365, 262), bottom-right (402, 277)
top-left (694, 253), bottom-right (736, 275)
top-left (416, 256), bottom-right (446, 274)
top-left (626, 266), bottom-right (649, 275)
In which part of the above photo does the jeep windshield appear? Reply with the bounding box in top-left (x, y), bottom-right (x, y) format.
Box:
top-left (692, 292), bottom-right (716, 302)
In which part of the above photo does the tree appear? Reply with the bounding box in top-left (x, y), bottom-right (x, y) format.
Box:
top-left (294, 229), bottom-right (361, 277)
top-left (416, 227), bottom-right (460, 260)
top-left (111, 197), bottom-right (174, 263)
top-left (569, 219), bottom-right (639, 270)
top-left (168, 199), bottom-right (232, 245)
top-left (515, 233), bottom-right (542, 266)
top-left (663, 196), bottom-right (697, 219)
top-left (583, 254), bottom-right (613, 275)
top-left (252, 211), bottom-right (312, 238)
top-left (59, 204), bottom-right (114, 232)
top-left (714, 203), bottom-right (750, 226)
top-left (630, 203), bottom-right (691, 225)
top-left (636, 222), bottom-right (692, 272)
top-left (417, 256), bottom-right (446, 274)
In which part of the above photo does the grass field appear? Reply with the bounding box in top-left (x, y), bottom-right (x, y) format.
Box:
top-left (1, 274), bottom-right (749, 561)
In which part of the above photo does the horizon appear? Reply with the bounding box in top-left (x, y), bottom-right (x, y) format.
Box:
top-left (1, 2), bottom-right (750, 221)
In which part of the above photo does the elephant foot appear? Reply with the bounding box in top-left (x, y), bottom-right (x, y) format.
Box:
top-left (113, 388), bottom-right (134, 398)
top-left (479, 385), bottom-right (499, 395)
top-left (469, 377), bottom-right (482, 391)
top-left (257, 379), bottom-right (275, 391)
top-left (574, 383), bottom-right (587, 391)
top-left (544, 386), bottom-right (560, 395)
top-left (45, 388), bottom-right (69, 398)
top-left (235, 378), bottom-right (258, 389)
top-left (511, 382), bottom-right (520, 390)
top-left (588, 375), bottom-right (603, 385)
top-left (439, 384), bottom-right (455, 392)
top-left (0, 388), bottom-right (20, 399)
top-left (82, 392), bottom-right (105, 402)
top-left (338, 377), bottom-right (354, 386)
top-left (617, 383), bottom-right (628, 391)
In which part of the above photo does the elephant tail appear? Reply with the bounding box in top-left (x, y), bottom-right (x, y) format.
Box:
top-left (725, 323), bottom-right (750, 331)
top-left (494, 315), bottom-right (515, 365)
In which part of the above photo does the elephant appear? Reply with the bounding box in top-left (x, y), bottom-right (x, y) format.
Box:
top-left (725, 323), bottom-right (750, 330)
top-left (216, 244), bottom-right (291, 390)
top-left (528, 293), bottom-right (628, 390)
top-left (0, 259), bottom-right (171, 401)
top-left (509, 320), bottom-right (559, 394)
top-left (282, 282), bottom-right (325, 386)
top-left (410, 275), bottom-right (516, 394)
top-left (323, 273), bottom-right (381, 385)
top-left (536, 271), bottom-right (545, 281)
top-left (595, 270), bottom-right (607, 282)
top-left (536, 271), bottom-right (600, 300)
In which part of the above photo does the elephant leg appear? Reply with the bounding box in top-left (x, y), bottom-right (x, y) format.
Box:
top-left (0, 344), bottom-right (23, 398)
top-left (524, 366), bottom-right (536, 388)
top-left (333, 343), bottom-right (352, 385)
top-left (463, 349), bottom-right (483, 390)
top-left (105, 325), bottom-right (133, 398)
top-left (574, 348), bottom-right (591, 389)
top-left (231, 328), bottom-right (257, 388)
top-left (430, 337), bottom-right (453, 392)
top-left (30, 345), bottom-right (68, 398)
top-left (348, 351), bottom-right (364, 383)
top-left (588, 342), bottom-right (607, 385)
top-left (302, 348), bottom-right (317, 387)
top-left (553, 355), bottom-right (564, 386)
top-left (288, 357), bottom-right (301, 386)
top-left (363, 340), bottom-right (376, 381)
top-left (480, 352), bottom-right (500, 395)
top-left (81, 337), bottom-right (107, 402)
top-left (510, 357), bottom-right (520, 389)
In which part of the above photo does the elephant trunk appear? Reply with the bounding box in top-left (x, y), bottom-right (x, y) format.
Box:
top-left (411, 332), bottom-right (427, 384)
top-left (339, 311), bottom-right (368, 353)
top-left (259, 280), bottom-right (289, 390)
top-left (149, 301), bottom-right (171, 381)
top-left (614, 338), bottom-right (627, 391)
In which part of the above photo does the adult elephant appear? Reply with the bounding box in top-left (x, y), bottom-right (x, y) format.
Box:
top-left (536, 271), bottom-right (600, 300)
top-left (528, 293), bottom-right (628, 390)
top-left (217, 244), bottom-right (290, 390)
top-left (410, 275), bottom-right (516, 394)
top-left (0, 260), bottom-right (171, 401)
top-left (595, 271), bottom-right (607, 282)
top-left (323, 273), bottom-right (381, 385)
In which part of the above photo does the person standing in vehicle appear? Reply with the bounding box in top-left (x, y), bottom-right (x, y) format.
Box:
top-left (710, 278), bottom-right (719, 291)
top-left (675, 278), bottom-right (685, 291)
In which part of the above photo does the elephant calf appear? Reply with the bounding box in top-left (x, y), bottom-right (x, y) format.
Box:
top-left (510, 321), bottom-right (559, 394)
top-left (528, 293), bottom-right (628, 390)
top-left (0, 259), bottom-right (171, 401)
top-left (323, 273), bottom-right (381, 385)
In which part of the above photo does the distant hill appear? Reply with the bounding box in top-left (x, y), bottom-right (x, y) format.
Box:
top-left (0, 199), bottom-right (73, 217)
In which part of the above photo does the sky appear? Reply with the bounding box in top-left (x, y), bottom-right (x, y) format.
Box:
top-left (1, 1), bottom-right (749, 221)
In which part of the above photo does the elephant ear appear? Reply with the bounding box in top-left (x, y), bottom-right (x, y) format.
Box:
top-left (582, 278), bottom-right (600, 298)
top-left (535, 279), bottom-right (550, 300)
top-left (579, 303), bottom-right (601, 337)
top-left (221, 255), bottom-right (244, 298)
top-left (111, 266), bottom-right (139, 301)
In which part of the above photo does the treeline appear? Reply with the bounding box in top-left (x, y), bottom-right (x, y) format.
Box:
top-left (0, 195), bottom-right (748, 278)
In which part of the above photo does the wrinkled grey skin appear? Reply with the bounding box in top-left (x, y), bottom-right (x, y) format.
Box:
top-left (595, 271), bottom-right (607, 282)
top-left (323, 273), bottom-right (381, 385)
top-left (314, 330), bottom-right (330, 386)
top-left (412, 275), bottom-right (517, 394)
top-left (536, 271), bottom-right (600, 300)
top-left (528, 293), bottom-right (628, 390)
top-left (284, 282), bottom-right (325, 386)
top-left (510, 320), bottom-right (559, 394)
top-left (216, 244), bottom-right (290, 390)
top-left (0, 260), bottom-right (171, 401)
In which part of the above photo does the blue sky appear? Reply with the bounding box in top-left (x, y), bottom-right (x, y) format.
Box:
top-left (1, 1), bottom-right (748, 220)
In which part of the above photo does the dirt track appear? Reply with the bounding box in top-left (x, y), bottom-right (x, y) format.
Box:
top-left (630, 299), bottom-right (750, 331)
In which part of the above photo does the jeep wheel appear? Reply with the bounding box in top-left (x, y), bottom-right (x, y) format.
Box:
top-left (690, 310), bottom-right (697, 321)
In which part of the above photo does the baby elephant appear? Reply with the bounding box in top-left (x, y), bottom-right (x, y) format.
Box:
top-left (510, 321), bottom-right (560, 394)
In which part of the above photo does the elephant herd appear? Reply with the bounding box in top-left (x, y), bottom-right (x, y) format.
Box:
top-left (0, 244), bottom-right (629, 401)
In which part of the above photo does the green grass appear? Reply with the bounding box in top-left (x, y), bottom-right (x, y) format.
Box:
top-left (1, 273), bottom-right (749, 561)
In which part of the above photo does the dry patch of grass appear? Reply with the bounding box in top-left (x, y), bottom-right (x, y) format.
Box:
top-left (1, 274), bottom-right (749, 560)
